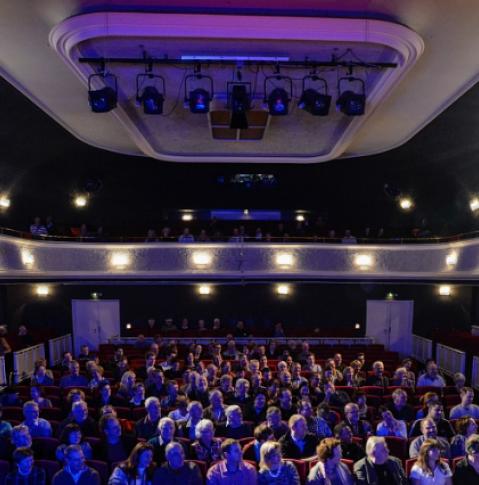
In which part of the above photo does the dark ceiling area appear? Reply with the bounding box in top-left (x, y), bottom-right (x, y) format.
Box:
top-left (1, 74), bottom-right (479, 237)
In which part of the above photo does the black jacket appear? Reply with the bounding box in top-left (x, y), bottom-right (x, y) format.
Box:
top-left (353, 456), bottom-right (408, 485)
top-left (453, 457), bottom-right (479, 485)
top-left (278, 431), bottom-right (319, 459)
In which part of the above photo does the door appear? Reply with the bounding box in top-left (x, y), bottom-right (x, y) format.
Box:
top-left (71, 300), bottom-right (121, 356)
top-left (366, 300), bottom-right (414, 356)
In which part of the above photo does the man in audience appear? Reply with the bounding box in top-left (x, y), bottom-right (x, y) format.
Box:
top-left (340, 403), bottom-right (372, 438)
top-left (243, 423), bottom-right (274, 463)
top-left (266, 405), bottom-right (289, 440)
top-left (77, 344), bottom-right (94, 362)
top-left (450, 387), bottom-right (479, 419)
top-left (147, 417), bottom-right (178, 464)
top-left (98, 415), bottom-right (136, 464)
top-left (277, 388), bottom-right (298, 420)
top-left (204, 389), bottom-right (227, 425)
top-left (417, 361), bottom-right (446, 388)
top-left (59, 361), bottom-right (88, 389)
top-left (5, 447), bottom-right (46, 483)
top-left (334, 422), bottom-right (366, 462)
top-left (319, 382), bottom-right (351, 408)
top-left (58, 401), bottom-right (97, 438)
top-left (155, 441), bottom-right (203, 484)
top-left (52, 444), bottom-right (101, 485)
top-left (206, 438), bottom-right (257, 485)
top-left (0, 424), bottom-right (32, 460)
top-left (365, 360), bottom-right (389, 387)
top-left (409, 402), bottom-right (454, 438)
top-left (136, 351), bottom-right (157, 380)
top-left (135, 396), bottom-right (162, 440)
top-left (215, 404), bottom-right (253, 439)
top-left (22, 401), bottom-right (52, 437)
top-left (454, 433), bottom-right (479, 483)
top-left (354, 436), bottom-right (408, 484)
top-left (409, 418), bottom-right (451, 459)
top-left (387, 388), bottom-right (415, 422)
top-left (299, 400), bottom-right (332, 439)
top-left (278, 414), bottom-right (319, 459)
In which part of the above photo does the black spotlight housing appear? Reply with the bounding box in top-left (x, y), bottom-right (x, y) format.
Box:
top-left (88, 72), bottom-right (118, 113)
top-left (264, 75), bottom-right (293, 116)
top-left (336, 77), bottom-right (366, 116)
top-left (228, 82), bottom-right (251, 129)
top-left (136, 74), bottom-right (166, 115)
top-left (185, 74), bottom-right (214, 114)
top-left (298, 76), bottom-right (331, 116)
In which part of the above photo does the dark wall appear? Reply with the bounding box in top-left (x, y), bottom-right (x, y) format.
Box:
top-left (1, 281), bottom-right (473, 338)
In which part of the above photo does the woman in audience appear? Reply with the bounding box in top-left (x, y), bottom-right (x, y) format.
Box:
top-left (108, 442), bottom-right (157, 484)
top-left (31, 363), bottom-right (54, 386)
top-left (454, 434), bottom-right (479, 483)
top-left (116, 371), bottom-right (137, 403)
top-left (376, 406), bottom-right (408, 438)
top-left (258, 440), bottom-right (300, 484)
top-left (353, 391), bottom-right (368, 419)
top-left (307, 437), bottom-right (354, 485)
top-left (129, 383), bottom-right (146, 408)
top-left (30, 385), bottom-right (52, 409)
top-left (190, 418), bottom-right (222, 464)
top-left (56, 423), bottom-right (93, 462)
top-left (416, 391), bottom-right (440, 419)
top-left (450, 416), bottom-right (478, 458)
top-left (410, 438), bottom-right (453, 485)
top-left (88, 365), bottom-right (105, 390)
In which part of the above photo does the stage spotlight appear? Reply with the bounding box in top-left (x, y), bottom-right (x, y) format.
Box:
top-left (185, 73), bottom-right (214, 114)
top-left (268, 88), bottom-right (290, 116)
top-left (182, 213), bottom-right (193, 222)
top-left (229, 83), bottom-right (251, 129)
top-left (136, 74), bottom-right (166, 115)
top-left (336, 77), bottom-right (366, 116)
top-left (88, 72), bottom-right (118, 113)
top-left (298, 76), bottom-right (331, 116)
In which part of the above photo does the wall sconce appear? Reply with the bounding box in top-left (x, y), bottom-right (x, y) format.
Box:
top-left (438, 285), bottom-right (451, 296)
top-left (354, 254), bottom-right (373, 270)
top-left (276, 253), bottom-right (294, 268)
top-left (276, 284), bottom-right (290, 295)
top-left (21, 250), bottom-right (34, 266)
top-left (111, 252), bottom-right (130, 269)
top-left (192, 251), bottom-right (212, 267)
top-left (36, 285), bottom-right (50, 297)
top-left (445, 252), bottom-right (457, 267)
top-left (198, 285), bottom-right (212, 295)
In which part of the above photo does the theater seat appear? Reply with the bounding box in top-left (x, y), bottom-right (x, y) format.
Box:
top-left (32, 437), bottom-right (61, 459)
top-left (0, 460), bottom-right (9, 484)
top-left (1, 407), bottom-right (23, 421)
top-left (185, 460), bottom-right (207, 479)
top-left (383, 437), bottom-right (408, 461)
top-left (284, 458), bottom-right (308, 482)
top-left (86, 459), bottom-right (109, 483)
top-left (35, 459), bottom-right (61, 483)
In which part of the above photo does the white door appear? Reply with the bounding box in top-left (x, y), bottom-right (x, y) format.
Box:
top-left (71, 300), bottom-right (121, 356)
top-left (366, 300), bottom-right (414, 356)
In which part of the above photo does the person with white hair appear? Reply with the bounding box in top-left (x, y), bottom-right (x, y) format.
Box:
top-left (216, 405), bottom-right (253, 439)
top-left (354, 436), bottom-right (408, 484)
top-left (190, 419), bottom-right (222, 464)
top-left (147, 417), bottom-right (180, 465)
top-left (134, 396), bottom-right (161, 440)
top-left (155, 441), bottom-right (203, 484)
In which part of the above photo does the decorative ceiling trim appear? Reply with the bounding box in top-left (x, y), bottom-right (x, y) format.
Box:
top-left (49, 13), bottom-right (424, 163)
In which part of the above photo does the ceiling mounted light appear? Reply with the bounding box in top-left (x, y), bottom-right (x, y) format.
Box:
top-left (336, 77), bottom-right (366, 116)
top-left (276, 284), bottom-right (290, 295)
top-left (354, 254), bottom-right (373, 269)
top-left (228, 82), bottom-right (251, 129)
top-left (182, 213), bottom-right (193, 222)
top-left (264, 75), bottom-right (292, 116)
top-left (295, 214), bottom-right (305, 222)
top-left (73, 195), bottom-right (88, 208)
top-left (446, 252), bottom-right (458, 267)
top-left (276, 253), bottom-right (294, 267)
top-left (136, 73), bottom-right (165, 115)
top-left (192, 251), bottom-right (212, 266)
top-left (439, 285), bottom-right (451, 296)
top-left (111, 252), bottom-right (130, 269)
top-left (399, 197), bottom-right (414, 210)
top-left (21, 250), bottom-right (34, 266)
top-left (470, 197), bottom-right (479, 212)
top-left (0, 195), bottom-right (10, 209)
top-left (185, 73), bottom-right (214, 114)
top-left (298, 76), bottom-right (331, 116)
top-left (36, 285), bottom-right (50, 297)
top-left (88, 71), bottom-right (118, 113)
top-left (198, 285), bottom-right (211, 295)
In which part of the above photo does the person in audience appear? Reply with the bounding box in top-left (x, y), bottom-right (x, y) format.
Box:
top-left (116, 370), bottom-right (137, 403)
top-left (417, 361), bottom-right (446, 388)
top-left (59, 351), bottom-right (74, 372)
top-left (94, 381), bottom-right (115, 407)
top-left (416, 391), bottom-right (440, 419)
top-left (278, 414), bottom-right (318, 459)
top-left (353, 391), bottom-right (369, 419)
top-left (204, 389), bottom-right (227, 425)
top-left (129, 382), bottom-right (146, 408)
top-left (21, 401), bottom-right (52, 437)
top-left (190, 419), bottom-right (222, 464)
top-left (376, 406), bottom-right (408, 438)
top-left (307, 437), bottom-right (354, 485)
top-left (450, 387), bottom-right (479, 419)
top-left (206, 438), bottom-right (257, 485)
top-left (145, 368), bottom-right (166, 398)
top-left (0, 404), bottom-right (13, 438)
top-left (58, 401), bottom-right (97, 438)
top-left (56, 423), bottom-right (93, 463)
top-left (450, 416), bottom-right (478, 458)
top-left (319, 382), bottom-right (350, 408)
top-left (266, 406), bottom-right (289, 440)
top-left (0, 424), bottom-right (31, 460)
top-left (156, 441), bottom-right (203, 484)
top-left (354, 436), bottom-right (408, 485)
top-left (59, 361), bottom-right (89, 389)
top-left (177, 401), bottom-right (203, 440)
top-left (77, 344), bottom-right (95, 362)
top-left (304, 354), bottom-right (322, 375)
top-left (113, 356), bottom-right (130, 382)
top-left (340, 403), bottom-right (371, 438)
top-left (147, 417), bottom-right (178, 465)
top-left (98, 415), bottom-right (136, 464)
top-left (5, 447), bottom-right (46, 485)
top-left (409, 419), bottom-right (451, 459)
top-left (365, 361), bottom-right (389, 387)
top-left (410, 403), bottom-right (454, 439)
top-left (168, 396), bottom-right (189, 422)
top-left (109, 442), bottom-right (158, 484)
top-left (453, 372), bottom-right (466, 394)
top-left (454, 433), bottom-right (479, 484)
top-left (135, 396), bottom-right (162, 440)
top-left (258, 440), bottom-right (300, 484)
top-left (136, 351), bottom-right (157, 381)
top-left (30, 216), bottom-right (48, 237)
top-left (401, 357), bottom-right (416, 386)
top-left (342, 366), bottom-right (364, 387)
top-left (334, 423), bottom-right (366, 463)
top-left (178, 228), bottom-right (195, 243)
top-left (16, 325), bottom-right (35, 348)
top-left (243, 423), bottom-right (275, 463)
top-left (87, 365), bottom-right (104, 390)
top-left (387, 388), bottom-right (415, 422)
top-left (52, 444), bottom-right (101, 485)
top-left (0, 325), bottom-right (12, 356)
top-left (30, 385), bottom-right (52, 409)
top-left (31, 363), bottom-right (54, 386)
top-left (215, 404), bottom-right (253, 439)
top-left (410, 438), bottom-right (453, 485)
top-left (391, 366), bottom-right (415, 388)
top-left (299, 399), bottom-right (332, 440)
top-left (277, 388), bottom-right (297, 421)
top-left (245, 391), bottom-right (268, 425)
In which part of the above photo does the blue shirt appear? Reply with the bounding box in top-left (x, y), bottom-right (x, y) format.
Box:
top-left (22, 418), bottom-right (52, 437)
top-left (0, 420), bottom-right (12, 438)
top-left (59, 374), bottom-right (89, 388)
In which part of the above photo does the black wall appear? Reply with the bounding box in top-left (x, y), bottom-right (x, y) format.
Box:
top-left (1, 281), bottom-right (474, 338)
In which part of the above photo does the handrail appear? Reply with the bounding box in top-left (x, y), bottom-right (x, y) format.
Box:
top-left (0, 356), bottom-right (6, 386)
top-left (48, 334), bottom-right (73, 367)
top-left (0, 225), bottom-right (474, 245)
top-left (12, 344), bottom-right (45, 384)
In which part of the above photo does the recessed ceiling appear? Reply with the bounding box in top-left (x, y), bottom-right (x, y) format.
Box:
top-left (1, 1), bottom-right (479, 164)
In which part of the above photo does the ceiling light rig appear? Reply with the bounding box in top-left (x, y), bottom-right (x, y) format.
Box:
top-left (185, 67), bottom-right (214, 114)
top-left (298, 75), bottom-right (331, 116)
top-left (336, 77), bottom-right (366, 116)
top-left (136, 73), bottom-right (166, 115)
top-left (88, 63), bottom-right (118, 113)
top-left (264, 74), bottom-right (292, 116)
